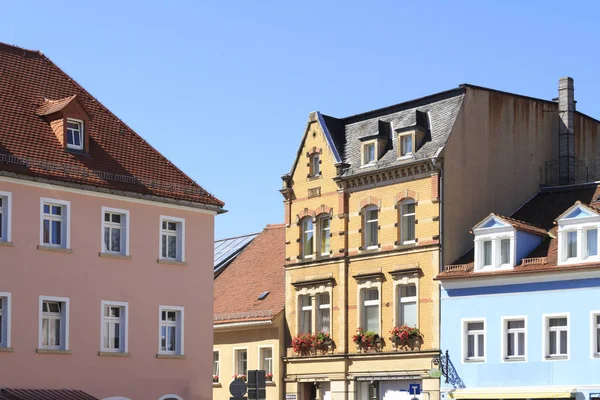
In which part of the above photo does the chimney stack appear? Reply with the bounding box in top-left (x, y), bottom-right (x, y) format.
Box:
top-left (558, 77), bottom-right (575, 185)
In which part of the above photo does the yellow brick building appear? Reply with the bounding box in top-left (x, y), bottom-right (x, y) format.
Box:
top-left (280, 98), bottom-right (454, 400)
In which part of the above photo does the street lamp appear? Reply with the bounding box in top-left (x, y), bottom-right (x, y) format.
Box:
top-left (429, 350), bottom-right (449, 383)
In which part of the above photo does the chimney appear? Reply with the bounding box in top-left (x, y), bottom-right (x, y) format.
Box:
top-left (558, 77), bottom-right (575, 185)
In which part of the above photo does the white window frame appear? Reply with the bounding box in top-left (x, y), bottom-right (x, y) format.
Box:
top-left (0, 293), bottom-right (11, 348)
top-left (257, 345), bottom-right (274, 376)
top-left (213, 349), bottom-right (220, 382)
top-left (100, 300), bottom-right (128, 353)
top-left (301, 217), bottom-right (314, 259)
top-left (591, 311), bottom-right (600, 359)
top-left (400, 199), bottom-right (416, 245)
top-left (233, 347), bottom-right (249, 377)
top-left (66, 118), bottom-right (84, 150)
top-left (158, 305), bottom-right (184, 356)
top-left (397, 283), bottom-right (418, 327)
top-left (299, 294), bottom-right (312, 334)
top-left (0, 191), bottom-right (12, 243)
top-left (501, 316), bottom-right (527, 362)
top-left (392, 273), bottom-right (419, 327)
top-left (361, 287), bottom-right (380, 334)
top-left (542, 313), bottom-right (570, 361)
top-left (295, 284), bottom-right (333, 336)
top-left (557, 205), bottom-right (600, 265)
top-left (361, 141), bottom-right (377, 166)
top-left (473, 218), bottom-right (515, 271)
top-left (40, 198), bottom-right (70, 249)
top-left (318, 215), bottom-right (331, 256)
top-left (101, 207), bottom-right (130, 256)
top-left (317, 292), bottom-right (331, 333)
top-left (462, 318), bottom-right (486, 363)
top-left (398, 133), bottom-right (414, 158)
top-left (38, 296), bottom-right (70, 351)
top-left (363, 205), bottom-right (378, 250)
top-left (159, 216), bottom-right (185, 262)
top-left (310, 153), bottom-right (320, 177)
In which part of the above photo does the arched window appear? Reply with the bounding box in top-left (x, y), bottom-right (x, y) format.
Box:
top-left (301, 217), bottom-right (314, 258)
top-left (400, 199), bottom-right (416, 245)
top-left (363, 205), bottom-right (378, 249)
top-left (317, 214), bottom-right (330, 256)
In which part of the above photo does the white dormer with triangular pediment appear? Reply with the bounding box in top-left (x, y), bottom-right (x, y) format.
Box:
top-left (473, 215), bottom-right (516, 272)
top-left (556, 202), bottom-right (600, 265)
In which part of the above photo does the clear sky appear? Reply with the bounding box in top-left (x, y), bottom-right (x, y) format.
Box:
top-left (2, 1), bottom-right (599, 239)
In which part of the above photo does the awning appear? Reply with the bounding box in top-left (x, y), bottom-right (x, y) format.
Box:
top-left (447, 388), bottom-right (576, 399)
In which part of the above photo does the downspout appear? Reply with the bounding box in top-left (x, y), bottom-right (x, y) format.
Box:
top-left (431, 147), bottom-right (444, 370)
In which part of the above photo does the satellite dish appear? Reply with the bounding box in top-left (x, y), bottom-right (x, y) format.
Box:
top-left (230, 379), bottom-right (248, 398)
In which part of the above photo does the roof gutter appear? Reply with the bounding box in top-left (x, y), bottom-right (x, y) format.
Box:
top-left (213, 320), bottom-right (273, 329)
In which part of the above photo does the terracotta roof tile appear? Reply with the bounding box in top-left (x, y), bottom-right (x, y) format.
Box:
top-left (0, 42), bottom-right (223, 208)
top-left (213, 224), bottom-right (285, 324)
top-left (438, 184), bottom-right (600, 280)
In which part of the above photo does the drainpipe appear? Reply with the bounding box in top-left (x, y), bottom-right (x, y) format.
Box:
top-left (431, 147), bottom-right (444, 356)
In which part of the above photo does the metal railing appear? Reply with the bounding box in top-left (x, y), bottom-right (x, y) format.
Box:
top-left (444, 263), bottom-right (473, 273)
top-left (543, 156), bottom-right (600, 186)
top-left (521, 257), bottom-right (547, 266)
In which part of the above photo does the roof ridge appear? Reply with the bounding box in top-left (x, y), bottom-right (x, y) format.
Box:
top-left (32, 44), bottom-right (223, 207)
top-left (500, 214), bottom-right (547, 230)
top-left (0, 41), bottom-right (41, 57)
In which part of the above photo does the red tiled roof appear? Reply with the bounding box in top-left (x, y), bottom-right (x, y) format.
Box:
top-left (0, 388), bottom-right (98, 400)
top-left (438, 184), bottom-right (600, 280)
top-left (214, 224), bottom-right (285, 325)
top-left (0, 42), bottom-right (223, 208)
top-left (494, 214), bottom-right (548, 236)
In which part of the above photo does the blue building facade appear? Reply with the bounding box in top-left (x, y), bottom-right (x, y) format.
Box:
top-left (438, 186), bottom-right (600, 400)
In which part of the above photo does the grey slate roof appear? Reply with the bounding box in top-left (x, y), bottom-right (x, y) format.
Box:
top-left (320, 88), bottom-right (465, 177)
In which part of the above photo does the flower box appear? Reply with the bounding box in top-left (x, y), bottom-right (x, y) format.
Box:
top-left (389, 325), bottom-right (422, 351)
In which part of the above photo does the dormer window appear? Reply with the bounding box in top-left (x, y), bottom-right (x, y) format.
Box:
top-left (363, 142), bottom-right (376, 165)
top-left (399, 134), bottom-right (413, 158)
top-left (66, 119), bottom-right (84, 150)
top-left (557, 202), bottom-right (600, 265)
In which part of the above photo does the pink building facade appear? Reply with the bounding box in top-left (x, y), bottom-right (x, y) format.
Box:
top-left (0, 42), bottom-right (224, 400)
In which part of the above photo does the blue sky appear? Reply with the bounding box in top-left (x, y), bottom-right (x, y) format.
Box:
top-left (2, 1), bottom-right (600, 239)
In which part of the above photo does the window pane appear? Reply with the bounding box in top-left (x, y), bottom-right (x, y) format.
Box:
top-left (596, 327), bottom-right (600, 353)
top-left (0, 213), bottom-right (3, 239)
top-left (112, 214), bottom-right (121, 224)
top-left (587, 229), bottom-right (598, 257)
top-left (483, 241), bottom-right (492, 266)
top-left (549, 331), bottom-right (557, 354)
top-left (167, 311), bottom-right (177, 322)
top-left (104, 227), bottom-right (110, 251)
top-left (507, 332), bottom-right (515, 356)
top-left (518, 332), bottom-right (525, 356)
top-left (73, 131), bottom-right (81, 146)
top-left (567, 231), bottom-right (577, 258)
top-left (113, 323), bottom-right (120, 349)
top-left (213, 352), bottom-right (219, 375)
top-left (42, 318), bottom-right (48, 346)
top-left (364, 289), bottom-right (378, 301)
top-left (402, 203), bottom-right (416, 243)
top-left (501, 239), bottom-right (510, 264)
top-left (160, 326), bottom-right (166, 351)
top-left (468, 322), bottom-right (484, 331)
top-left (51, 221), bottom-right (62, 245)
top-left (318, 308), bottom-right (330, 333)
top-left (467, 335), bottom-right (475, 358)
top-left (507, 320), bottom-right (524, 329)
top-left (161, 235), bottom-right (167, 258)
top-left (43, 204), bottom-right (50, 214)
top-left (168, 326), bottom-right (176, 351)
top-left (167, 222), bottom-right (177, 231)
top-left (400, 301), bottom-right (417, 327)
top-left (111, 228), bottom-right (121, 252)
top-left (110, 307), bottom-right (120, 318)
top-left (560, 330), bottom-right (567, 354)
top-left (320, 218), bottom-right (330, 255)
top-left (54, 319), bottom-right (61, 347)
top-left (477, 334), bottom-right (484, 357)
top-left (43, 219), bottom-right (50, 244)
top-left (549, 318), bottom-right (567, 327)
top-left (168, 235), bottom-right (177, 258)
top-left (52, 206), bottom-right (61, 216)
top-left (302, 219), bottom-right (314, 257)
top-left (104, 213), bottom-right (110, 222)
top-left (103, 322), bottom-right (109, 349)
top-left (401, 285), bottom-right (417, 297)
top-left (364, 305), bottom-right (378, 332)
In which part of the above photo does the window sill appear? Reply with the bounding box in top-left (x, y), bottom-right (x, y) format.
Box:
top-left (464, 358), bottom-right (485, 363)
top-left (157, 259), bottom-right (188, 266)
top-left (0, 241), bottom-right (14, 247)
top-left (36, 348), bottom-right (71, 355)
top-left (307, 175), bottom-right (322, 181)
top-left (98, 351), bottom-right (131, 357)
top-left (545, 355), bottom-right (568, 360)
top-left (99, 253), bottom-right (132, 261)
top-left (37, 245), bottom-right (72, 254)
top-left (213, 383), bottom-right (222, 387)
top-left (266, 381), bottom-right (276, 386)
top-left (504, 357), bottom-right (526, 362)
top-left (0, 347), bottom-right (14, 353)
top-left (156, 353), bottom-right (186, 359)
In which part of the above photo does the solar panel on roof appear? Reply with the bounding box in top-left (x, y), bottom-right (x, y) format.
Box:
top-left (214, 232), bottom-right (260, 274)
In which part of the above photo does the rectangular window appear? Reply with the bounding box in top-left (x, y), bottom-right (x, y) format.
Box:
top-left (587, 229), bottom-right (598, 258)
top-left (319, 217), bottom-right (330, 256)
top-left (500, 239), bottom-right (511, 265)
top-left (483, 240), bottom-right (492, 266)
top-left (567, 231), bottom-right (577, 259)
top-left (160, 216), bottom-right (185, 262)
top-left (234, 349), bottom-right (248, 376)
top-left (362, 288), bottom-right (379, 333)
top-left (41, 199), bottom-right (69, 248)
top-left (505, 319), bottom-right (525, 359)
top-left (159, 306), bottom-right (184, 355)
top-left (593, 313), bottom-right (600, 357)
top-left (399, 134), bottom-right (413, 157)
top-left (0, 294), bottom-right (10, 348)
top-left (363, 143), bottom-right (375, 165)
top-left (547, 316), bottom-right (568, 358)
top-left (310, 154), bottom-right (320, 177)
top-left (66, 119), bottom-right (84, 150)
top-left (0, 192), bottom-right (11, 242)
top-left (259, 347), bottom-right (273, 376)
top-left (364, 208), bottom-right (378, 248)
top-left (401, 201), bottom-right (416, 244)
top-left (302, 218), bottom-right (314, 258)
top-left (102, 209), bottom-right (129, 255)
top-left (213, 351), bottom-right (220, 381)
top-left (39, 297), bottom-right (69, 351)
top-left (465, 321), bottom-right (485, 361)
top-left (398, 285), bottom-right (417, 327)
top-left (299, 295), bottom-right (312, 334)
top-left (317, 293), bottom-right (330, 333)
top-left (101, 302), bottom-right (127, 353)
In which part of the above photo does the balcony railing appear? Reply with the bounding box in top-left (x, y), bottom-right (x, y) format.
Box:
top-left (521, 257), bottom-right (547, 266)
top-left (542, 156), bottom-right (600, 186)
top-left (443, 263), bottom-right (474, 273)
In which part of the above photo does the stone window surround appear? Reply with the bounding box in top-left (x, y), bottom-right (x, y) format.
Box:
top-left (294, 281), bottom-right (333, 336)
top-left (391, 268), bottom-right (420, 328)
top-left (355, 273), bottom-right (382, 335)
top-left (296, 206), bottom-right (333, 260)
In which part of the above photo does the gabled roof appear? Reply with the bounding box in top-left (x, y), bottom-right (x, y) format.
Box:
top-left (439, 184), bottom-right (600, 280)
top-left (214, 231), bottom-right (260, 276)
top-left (0, 389), bottom-right (98, 400)
top-left (472, 213), bottom-right (548, 236)
top-left (0, 42), bottom-right (223, 209)
top-left (214, 224), bottom-right (285, 326)
top-left (554, 200), bottom-right (600, 222)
